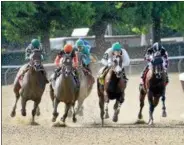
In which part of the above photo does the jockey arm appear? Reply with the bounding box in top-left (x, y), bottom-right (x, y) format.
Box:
top-left (101, 48), bottom-right (112, 66)
top-left (121, 49), bottom-right (130, 67)
top-left (144, 47), bottom-right (154, 62)
top-left (25, 45), bottom-right (32, 60)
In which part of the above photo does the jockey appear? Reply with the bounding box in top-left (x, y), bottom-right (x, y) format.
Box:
top-left (20, 39), bottom-right (48, 83)
top-left (75, 39), bottom-right (95, 84)
top-left (52, 44), bottom-right (80, 87)
top-left (99, 42), bottom-right (130, 82)
top-left (75, 38), bottom-right (91, 71)
top-left (140, 42), bottom-right (169, 86)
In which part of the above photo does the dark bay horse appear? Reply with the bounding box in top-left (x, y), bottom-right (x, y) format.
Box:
top-left (138, 56), bottom-right (167, 125)
top-left (11, 49), bottom-right (48, 124)
top-left (97, 54), bottom-right (127, 126)
top-left (74, 52), bottom-right (94, 116)
top-left (50, 54), bottom-right (79, 124)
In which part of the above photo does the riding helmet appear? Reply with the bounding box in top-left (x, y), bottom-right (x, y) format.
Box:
top-left (63, 44), bottom-right (73, 53)
top-left (112, 42), bottom-right (122, 51)
top-left (31, 39), bottom-right (40, 48)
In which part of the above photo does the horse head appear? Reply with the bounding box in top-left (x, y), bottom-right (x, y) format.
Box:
top-left (111, 54), bottom-right (123, 78)
top-left (60, 53), bottom-right (73, 77)
top-left (151, 56), bottom-right (164, 79)
top-left (29, 49), bottom-right (43, 72)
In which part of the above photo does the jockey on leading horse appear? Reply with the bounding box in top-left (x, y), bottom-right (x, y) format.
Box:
top-left (74, 38), bottom-right (95, 84)
top-left (52, 43), bottom-right (80, 87)
top-left (99, 42), bottom-right (130, 85)
top-left (140, 42), bottom-right (169, 88)
top-left (19, 39), bottom-right (49, 83)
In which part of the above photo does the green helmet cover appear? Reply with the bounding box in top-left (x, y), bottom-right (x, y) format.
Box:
top-left (112, 42), bottom-right (122, 51)
top-left (31, 39), bottom-right (40, 48)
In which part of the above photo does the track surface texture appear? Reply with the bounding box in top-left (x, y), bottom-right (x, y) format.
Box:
top-left (2, 73), bottom-right (184, 145)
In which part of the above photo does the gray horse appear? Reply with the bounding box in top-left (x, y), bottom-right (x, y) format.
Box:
top-left (50, 54), bottom-right (79, 124)
top-left (74, 52), bottom-right (94, 116)
top-left (11, 49), bottom-right (48, 124)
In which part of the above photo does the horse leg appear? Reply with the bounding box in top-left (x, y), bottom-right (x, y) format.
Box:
top-left (104, 91), bottom-right (109, 119)
top-left (161, 95), bottom-right (167, 117)
top-left (52, 98), bottom-right (59, 122)
top-left (148, 91), bottom-right (159, 125)
top-left (138, 90), bottom-right (146, 120)
top-left (31, 101), bottom-right (40, 124)
top-left (75, 99), bottom-right (84, 116)
top-left (11, 82), bottom-right (21, 117)
top-left (113, 93), bottom-right (124, 122)
top-left (99, 96), bottom-right (104, 127)
top-left (49, 84), bottom-right (55, 108)
top-left (21, 98), bottom-right (27, 116)
top-left (161, 88), bottom-right (167, 117)
top-left (61, 103), bottom-right (71, 123)
top-left (72, 103), bottom-right (77, 123)
top-left (36, 106), bottom-right (40, 116)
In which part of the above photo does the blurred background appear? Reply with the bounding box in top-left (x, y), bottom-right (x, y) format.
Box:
top-left (2, 1), bottom-right (184, 85)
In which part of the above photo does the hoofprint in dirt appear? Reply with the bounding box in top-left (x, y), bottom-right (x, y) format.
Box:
top-left (2, 73), bottom-right (184, 145)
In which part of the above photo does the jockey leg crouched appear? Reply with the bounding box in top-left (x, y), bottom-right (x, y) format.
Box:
top-left (122, 68), bottom-right (128, 82)
top-left (20, 65), bottom-right (30, 78)
top-left (140, 65), bottom-right (149, 85)
top-left (84, 65), bottom-right (95, 84)
top-left (51, 67), bottom-right (61, 81)
top-left (73, 69), bottom-right (80, 88)
top-left (98, 66), bottom-right (109, 85)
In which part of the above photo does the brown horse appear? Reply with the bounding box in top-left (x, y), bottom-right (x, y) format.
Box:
top-left (11, 49), bottom-right (48, 124)
top-left (138, 56), bottom-right (167, 125)
top-left (97, 54), bottom-right (127, 126)
top-left (50, 54), bottom-right (79, 124)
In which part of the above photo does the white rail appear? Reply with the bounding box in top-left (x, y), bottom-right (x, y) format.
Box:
top-left (2, 56), bottom-right (184, 85)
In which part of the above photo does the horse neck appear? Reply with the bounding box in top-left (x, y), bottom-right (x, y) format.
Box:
top-left (105, 69), bottom-right (119, 84)
top-left (149, 69), bottom-right (165, 83)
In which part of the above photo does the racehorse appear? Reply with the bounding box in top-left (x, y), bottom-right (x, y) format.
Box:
top-left (50, 54), bottom-right (79, 124)
top-left (11, 49), bottom-right (48, 124)
top-left (97, 54), bottom-right (127, 126)
top-left (138, 56), bottom-right (167, 125)
top-left (74, 52), bottom-right (94, 116)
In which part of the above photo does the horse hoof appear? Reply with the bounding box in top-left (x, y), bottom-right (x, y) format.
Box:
top-left (104, 113), bottom-right (109, 119)
top-left (112, 115), bottom-right (118, 122)
top-left (138, 114), bottom-right (143, 120)
top-left (162, 111), bottom-right (167, 117)
top-left (21, 111), bottom-right (26, 116)
top-left (30, 121), bottom-right (39, 126)
top-left (73, 118), bottom-right (77, 123)
top-left (148, 120), bottom-right (154, 125)
top-left (10, 111), bottom-right (16, 117)
top-left (52, 117), bottom-right (56, 122)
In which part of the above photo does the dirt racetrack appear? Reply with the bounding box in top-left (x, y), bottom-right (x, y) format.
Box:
top-left (2, 73), bottom-right (184, 145)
